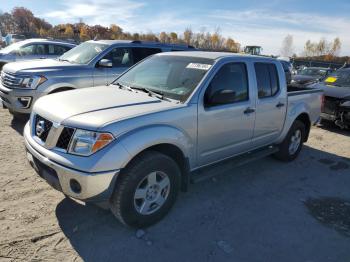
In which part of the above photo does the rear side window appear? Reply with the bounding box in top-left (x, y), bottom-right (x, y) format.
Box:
top-left (132, 47), bottom-right (162, 64)
top-left (254, 63), bottom-right (280, 98)
top-left (48, 45), bottom-right (72, 55)
top-left (19, 44), bottom-right (46, 55)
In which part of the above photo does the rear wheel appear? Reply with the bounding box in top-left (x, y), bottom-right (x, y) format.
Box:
top-left (110, 151), bottom-right (180, 227)
top-left (274, 120), bottom-right (305, 162)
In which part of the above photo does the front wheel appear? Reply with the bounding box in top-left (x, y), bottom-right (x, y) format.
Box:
top-left (274, 120), bottom-right (305, 162)
top-left (110, 151), bottom-right (180, 228)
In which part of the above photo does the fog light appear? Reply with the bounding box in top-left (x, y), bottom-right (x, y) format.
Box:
top-left (70, 179), bottom-right (82, 194)
top-left (17, 97), bottom-right (32, 108)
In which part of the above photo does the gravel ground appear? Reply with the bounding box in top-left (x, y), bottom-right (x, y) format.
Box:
top-left (0, 108), bottom-right (350, 262)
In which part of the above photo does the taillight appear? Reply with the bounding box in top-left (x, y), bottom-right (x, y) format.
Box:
top-left (321, 95), bottom-right (325, 112)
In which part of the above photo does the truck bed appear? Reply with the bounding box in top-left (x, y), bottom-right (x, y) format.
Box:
top-left (287, 86), bottom-right (323, 96)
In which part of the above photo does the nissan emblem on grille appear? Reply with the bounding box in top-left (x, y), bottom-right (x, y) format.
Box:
top-left (36, 120), bottom-right (46, 137)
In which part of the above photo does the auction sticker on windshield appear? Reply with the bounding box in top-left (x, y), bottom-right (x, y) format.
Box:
top-left (95, 46), bottom-right (102, 53)
top-left (186, 63), bottom-right (212, 70)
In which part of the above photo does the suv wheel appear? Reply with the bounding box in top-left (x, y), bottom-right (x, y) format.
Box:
top-left (110, 151), bottom-right (180, 227)
top-left (274, 120), bottom-right (305, 162)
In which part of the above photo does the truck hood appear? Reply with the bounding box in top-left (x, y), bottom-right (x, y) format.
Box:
top-left (33, 86), bottom-right (180, 129)
top-left (3, 59), bottom-right (81, 74)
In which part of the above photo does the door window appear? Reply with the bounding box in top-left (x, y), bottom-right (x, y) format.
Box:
top-left (254, 63), bottom-right (280, 98)
top-left (204, 63), bottom-right (249, 107)
top-left (18, 44), bottom-right (46, 56)
top-left (48, 44), bottom-right (72, 55)
top-left (132, 47), bottom-right (162, 64)
top-left (103, 48), bottom-right (132, 67)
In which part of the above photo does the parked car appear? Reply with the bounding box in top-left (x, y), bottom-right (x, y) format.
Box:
top-left (291, 67), bottom-right (333, 87)
top-left (24, 52), bottom-right (322, 227)
top-left (4, 34), bottom-right (26, 46)
top-left (278, 59), bottom-right (292, 85)
top-left (0, 38), bottom-right (76, 70)
top-left (313, 68), bottom-right (350, 129)
top-left (0, 40), bottom-right (195, 118)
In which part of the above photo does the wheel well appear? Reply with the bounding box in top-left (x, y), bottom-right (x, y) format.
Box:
top-left (295, 113), bottom-right (311, 142)
top-left (123, 144), bottom-right (190, 192)
top-left (49, 87), bottom-right (74, 94)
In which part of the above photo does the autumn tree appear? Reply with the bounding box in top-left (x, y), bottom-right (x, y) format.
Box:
top-left (159, 32), bottom-right (169, 43)
top-left (183, 28), bottom-right (193, 45)
top-left (79, 26), bottom-right (89, 41)
top-left (169, 32), bottom-right (178, 43)
top-left (280, 34), bottom-right (294, 57)
top-left (110, 24), bottom-right (122, 39)
top-left (64, 25), bottom-right (74, 38)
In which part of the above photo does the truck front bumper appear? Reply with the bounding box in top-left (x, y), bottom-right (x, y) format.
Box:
top-left (0, 83), bottom-right (43, 114)
top-left (24, 125), bottom-right (120, 202)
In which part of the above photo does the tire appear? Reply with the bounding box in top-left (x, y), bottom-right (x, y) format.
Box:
top-left (110, 151), bottom-right (181, 228)
top-left (273, 120), bottom-right (305, 162)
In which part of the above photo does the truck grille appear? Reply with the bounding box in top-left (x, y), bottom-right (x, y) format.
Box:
top-left (1, 71), bottom-right (22, 89)
top-left (56, 127), bottom-right (75, 150)
top-left (34, 115), bottom-right (53, 142)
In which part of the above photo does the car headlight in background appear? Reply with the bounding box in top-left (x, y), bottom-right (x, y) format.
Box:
top-left (68, 129), bottom-right (114, 156)
top-left (19, 75), bottom-right (47, 89)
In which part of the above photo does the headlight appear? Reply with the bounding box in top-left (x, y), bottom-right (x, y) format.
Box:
top-left (68, 129), bottom-right (114, 156)
top-left (19, 75), bottom-right (47, 89)
top-left (291, 79), bottom-right (296, 84)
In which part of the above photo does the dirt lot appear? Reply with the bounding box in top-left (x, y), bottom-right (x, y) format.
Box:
top-left (0, 107), bottom-right (350, 262)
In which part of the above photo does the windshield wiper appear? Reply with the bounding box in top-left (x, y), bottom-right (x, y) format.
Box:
top-left (114, 82), bottom-right (173, 102)
top-left (58, 58), bottom-right (71, 63)
top-left (130, 86), bottom-right (172, 102)
top-left (114, 82), bottom-right (133, 91)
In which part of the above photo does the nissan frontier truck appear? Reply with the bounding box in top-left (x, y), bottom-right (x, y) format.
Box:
top-left (24, 52), bottom-right (322, 227)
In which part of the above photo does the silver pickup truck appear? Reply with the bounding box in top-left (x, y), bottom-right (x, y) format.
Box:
top-left (24, 52), bottom-right (322, 227)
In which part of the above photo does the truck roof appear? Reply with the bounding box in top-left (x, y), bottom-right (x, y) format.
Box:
top-left (90, 39), bottom-right (195, 49)
top-left (156, 51), bottom-right (277, 61)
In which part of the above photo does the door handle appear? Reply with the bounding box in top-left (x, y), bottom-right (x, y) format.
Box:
top-left (244, 107), bottom-right (255, 114)
top-left (276, 102), bottom-right (285, 108)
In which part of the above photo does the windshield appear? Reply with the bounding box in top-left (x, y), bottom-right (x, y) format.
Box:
top-left (115, 55), bottom-right (214, 102)
top-left (0, 41), bottom-right (25, 54)
top-left (59, 42), bottom-right (109, 64)
top-left (299, 68), bottom-right (327, 76)
top-left (323, 70), bottom-right (350, 88)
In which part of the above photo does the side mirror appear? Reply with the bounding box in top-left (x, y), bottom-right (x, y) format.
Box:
top-left (206, 89), bottom-right (236, 106)
top-left (98, 59), bottom-right (112, 68)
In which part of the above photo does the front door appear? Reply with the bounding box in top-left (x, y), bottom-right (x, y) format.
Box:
top-left (197, 62), bottom-right (255, 166)
top-left (93, 47), bottom-right (133, 86)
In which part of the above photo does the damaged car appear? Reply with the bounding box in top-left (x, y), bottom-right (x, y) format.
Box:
top-left (315, 68), bottom-right (350, 129)
top-left (291, 67), bottom-right (333, 87)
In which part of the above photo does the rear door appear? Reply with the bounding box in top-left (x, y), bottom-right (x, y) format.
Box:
top-left (252, 62), bottom-right (287, 146)
top-left (197, 62), bottom-right (255, 166)
top-left (131, 47), bottom-right (162, 64)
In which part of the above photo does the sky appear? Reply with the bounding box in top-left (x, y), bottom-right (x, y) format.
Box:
top-left (1, 0), bottom-right (350, 55)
